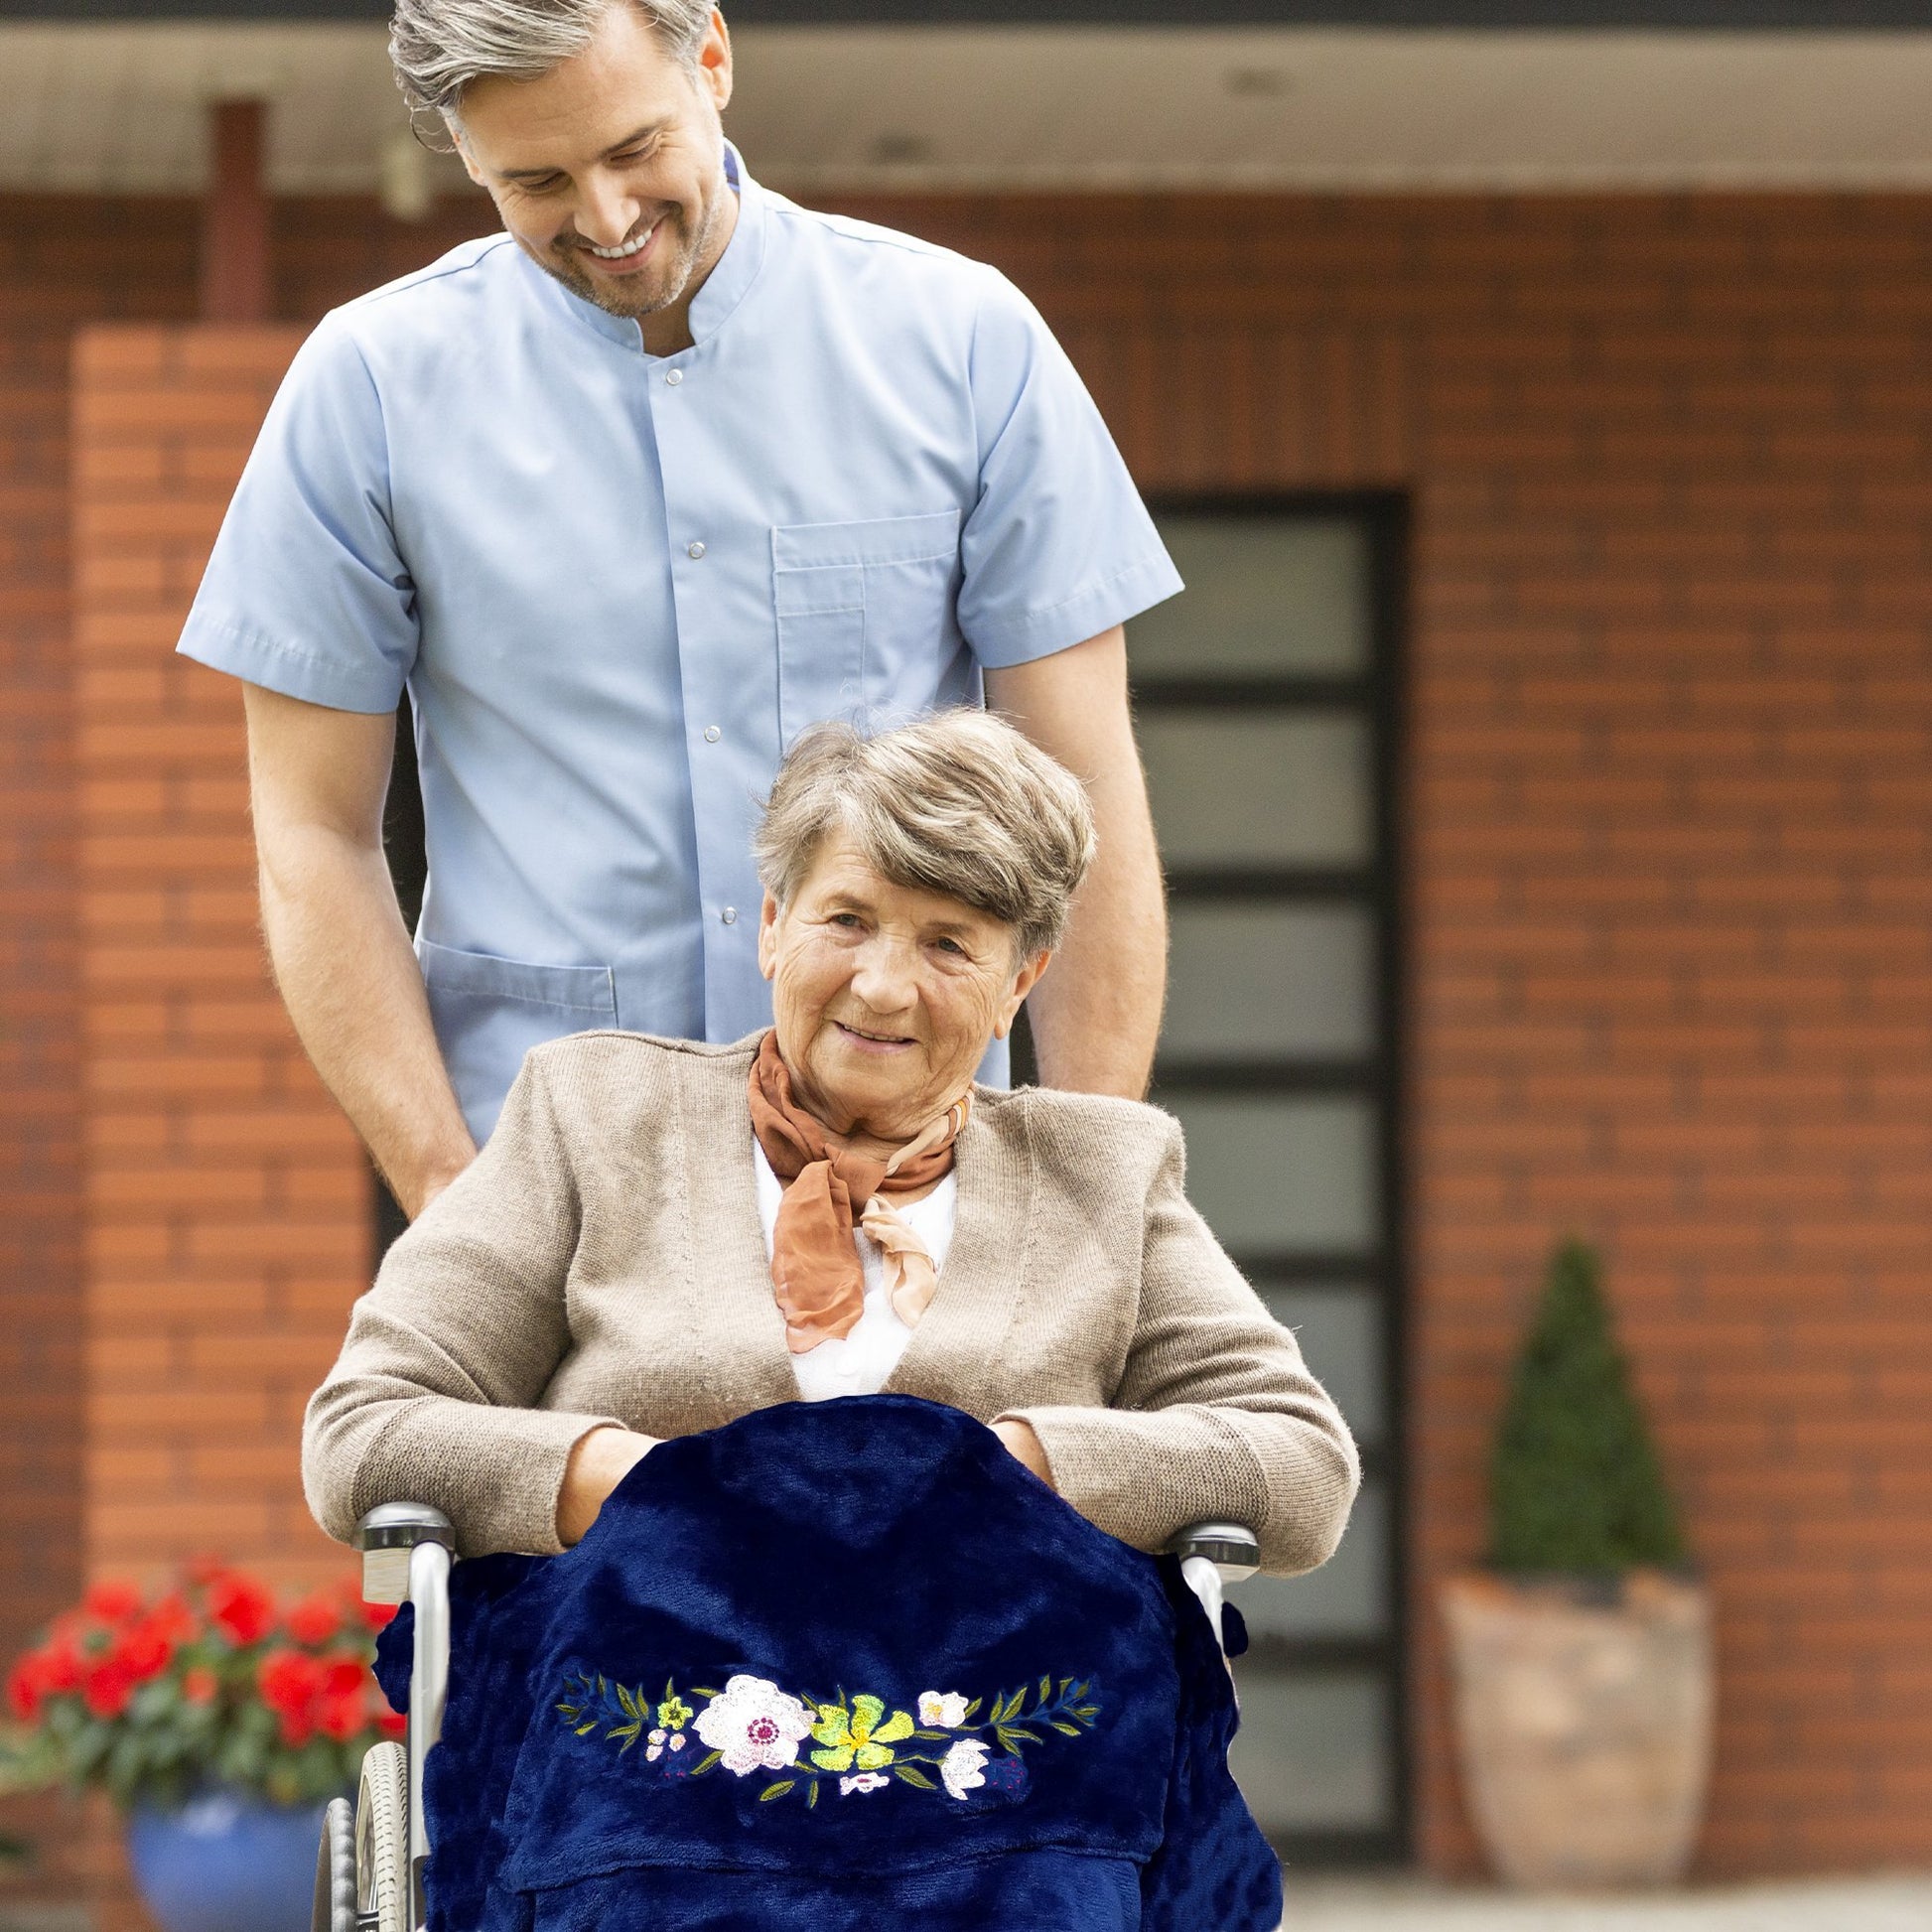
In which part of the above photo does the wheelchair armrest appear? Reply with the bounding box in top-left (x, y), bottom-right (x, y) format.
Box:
top-left (354, 1502), bottom-right (455, 1605)
top-left (1167, 1522), bottom-right (1260, 1586)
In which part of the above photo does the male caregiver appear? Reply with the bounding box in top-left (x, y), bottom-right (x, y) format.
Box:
top-left (179, 0), bottom-right (1179, 1217)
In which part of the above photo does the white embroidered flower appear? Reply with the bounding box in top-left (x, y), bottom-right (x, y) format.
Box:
top-left (668, 1732), bottom-right (686, 1751)
top-left (840, 1772), bottom-right (891, 1796)
top-left (646, 1727), bottom-right (665, 1762)
top-left (917, 1691), bottom-right (970, 1728)
top-left (940, 1736), bottom-right (991, 1800)
top-left (693, 1675), bottom-right (815, 1777)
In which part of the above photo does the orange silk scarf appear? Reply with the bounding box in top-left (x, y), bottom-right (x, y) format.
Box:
top-left (748, 1031), bottom-right (970, 1354)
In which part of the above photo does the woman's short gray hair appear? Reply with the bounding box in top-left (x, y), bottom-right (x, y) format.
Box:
top-left (391, 0), bottom-right (713, 117)
top-left (755, 712), bottom-right (1098, 961)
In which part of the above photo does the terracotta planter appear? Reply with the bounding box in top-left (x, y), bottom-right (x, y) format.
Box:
top-left (1441, 1569), bottom-right (1713, 1889)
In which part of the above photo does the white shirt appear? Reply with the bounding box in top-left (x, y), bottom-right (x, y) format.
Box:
top-left (752, 1142), bottom-right (958, 1401)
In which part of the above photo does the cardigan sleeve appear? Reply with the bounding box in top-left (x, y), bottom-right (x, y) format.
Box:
top-left (301, 1050), bottom-right (626, 1560)
top-left (995, 1118), bottom-right (1361, 1578)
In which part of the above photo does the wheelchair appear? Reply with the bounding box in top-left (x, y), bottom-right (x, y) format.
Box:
top-left (313, 1501), bottom-right (1261, 1932)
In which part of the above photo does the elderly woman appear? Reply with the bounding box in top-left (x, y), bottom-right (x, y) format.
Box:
top-left (303, 711), bottom-right (1358, 1576)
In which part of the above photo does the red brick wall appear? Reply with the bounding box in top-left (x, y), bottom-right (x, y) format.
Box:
top-left (6, 185), bottom-right (1932, 1897)
top-left (829, 189), bottom-right (1932, 1879)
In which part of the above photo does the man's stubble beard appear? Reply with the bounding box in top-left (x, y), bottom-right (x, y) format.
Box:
top-left (543, 168), bottom-right (731, 322)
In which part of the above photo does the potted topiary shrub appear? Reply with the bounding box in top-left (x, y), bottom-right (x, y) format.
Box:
top-left (1441, 1239), bottom-right (1714, 1889)
top-left (5, 1561), bottom-right (402, 1932)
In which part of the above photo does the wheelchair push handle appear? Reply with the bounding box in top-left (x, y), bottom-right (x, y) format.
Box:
top-left (1166, 1521), bottom-right (1261, 1585)
top-left (354, 1502), bottom-right (455, 1606)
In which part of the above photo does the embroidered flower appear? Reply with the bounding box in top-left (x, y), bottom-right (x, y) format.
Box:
top-left (918, 1690), bottom-right (969, 1727)
top-left (939, 1737), bottom-right (990, 1800)
top-left (646, 1727), bottom-right (666, 1762)
top-left (839, 1772), bottom-right (890, 1796)
top-left (693, 1675), bottom-right (815, 1777)
top-left (657, 1694), bottom-right (692, 1731)
top-left (809, 1694), bottom-right (916, 1773)
top-left (668, 1732), bottom-right (686, 1751)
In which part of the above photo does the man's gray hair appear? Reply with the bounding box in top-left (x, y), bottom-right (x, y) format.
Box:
top-left (754, 711), bottom-right (1098, 962)
top-left (391, 0), bottom-right (713, 117)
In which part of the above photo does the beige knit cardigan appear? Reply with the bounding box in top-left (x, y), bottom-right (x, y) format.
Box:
top-left (302, 1032), bottom-right (1360, 1577)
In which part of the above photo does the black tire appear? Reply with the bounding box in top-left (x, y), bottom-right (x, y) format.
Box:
top-left (313, 1795), bottom-right (355, 1932)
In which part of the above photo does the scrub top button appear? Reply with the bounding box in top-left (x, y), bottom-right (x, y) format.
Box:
top-left (721, 906), bottom-right (738, 925)
top-left (665, 368), bottom-right (684, 385)
top-left (704, 725), bottom-right (721, 743)
top-left (687, 540), bottom-right (707, 559)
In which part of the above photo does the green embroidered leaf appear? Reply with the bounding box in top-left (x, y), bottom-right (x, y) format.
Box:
top-left (1059, 1678), bottom-right (1071, 1698)
top-left (619, 1732), bottom-right (639, 1753)
top-left (615, 1684), bottom-right (639, 1720)
top-left (612, 1724), bottom-right (639, 1744)
top-left (692, 1751), bottom-right (723, 1775)
top-left (1050, 1722), bottom-right (1081, 1736)
top-left (690, 1688), bottom-right (721, 1700)
top-left (759, 1781), bottom-right (795, 1802)
top-left (963, 1699), bottom-right (982, 1721)
top-left (1072, 1707), bottom-right (1098, 1721)
top-left (807, 1780), bottom-right (819, 1809)
top-left (555, 1704), bottom-right (579, 1721)
top-left (1071, 1682), bottom-right (1089, 1700)
top-left (913, 1728), bottom-right (948, 1741)
top-left (893, 1764), bottom-right (936, 1789)
top-left (664, 1678), bottom-right (675, 1703)
top-left (597, 1676), bottom-right (608, 1696)
top-left (1037, 1676), bottom-right (1052, 1706)
top-left (575, 1723), bottom-right (598, 1736)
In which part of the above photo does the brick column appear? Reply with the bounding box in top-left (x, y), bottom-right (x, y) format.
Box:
top-left (70, 327), bottom-right (366, 1594)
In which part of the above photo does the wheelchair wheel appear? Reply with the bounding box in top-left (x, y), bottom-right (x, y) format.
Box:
top-left (356, 1740), bottom-right (410, 1932)
top-left (313, 1796), bottom-right (354, 1932)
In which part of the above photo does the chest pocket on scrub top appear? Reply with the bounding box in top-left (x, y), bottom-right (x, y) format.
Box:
top-left (771, 509), bottom-right (962, 749)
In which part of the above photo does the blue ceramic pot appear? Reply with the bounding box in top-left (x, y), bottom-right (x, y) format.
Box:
top-left (125, 1789), bottom-right (330, 1932)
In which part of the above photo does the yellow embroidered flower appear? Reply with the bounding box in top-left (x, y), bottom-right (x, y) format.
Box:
top-left (809, 1695), bottom-right (915, 1773)
top-left (656, 1695), bottom-right (692, 1732)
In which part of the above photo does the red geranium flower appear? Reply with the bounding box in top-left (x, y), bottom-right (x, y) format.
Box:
top-left (286, 1592), bottom-right (343, 1647)
top-left (181, 1665), bottom-right (218, 1706)
top-left (317, 1688), bottom-right (366, 1741)
top-left (207, 1573), bottom-right (276, 1647)
top-left (7, 1655), bottom-right (44, 1722)
top-left (81, 1581), bottom-right (143, 1625)
top-left (82, 1655), bottom-right (137, 1720)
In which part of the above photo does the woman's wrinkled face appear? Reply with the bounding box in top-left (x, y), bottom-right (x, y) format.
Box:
top-left (759, 836), bottom-right (1048, 1144)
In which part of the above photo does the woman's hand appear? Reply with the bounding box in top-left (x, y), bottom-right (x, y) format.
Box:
top-left (991, 1417), bottom-right (1054, 1489)
top-left (557, 1426), bottom-right (659, 1547)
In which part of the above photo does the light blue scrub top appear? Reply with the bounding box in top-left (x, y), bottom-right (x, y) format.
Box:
top-left (179, 151), bottom-right (1181, 1143)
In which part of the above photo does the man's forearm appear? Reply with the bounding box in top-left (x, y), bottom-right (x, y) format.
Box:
top-left (259, 826), bottom-right (477, 1216)
top-left (988, 626), bottom-right (1168, 1098)
top-left (1024, 756), bottom-right (1167, 1097)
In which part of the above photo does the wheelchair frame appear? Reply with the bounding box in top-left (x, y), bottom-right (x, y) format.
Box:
top-left (318, 1503), bottom-right (1260, 1931)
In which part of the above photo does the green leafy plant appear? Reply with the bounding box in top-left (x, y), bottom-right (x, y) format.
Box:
top-left (1489, 1239), bottom-right (1689, 1575)
top-left (4, 1561), bottom-right (403, 1810)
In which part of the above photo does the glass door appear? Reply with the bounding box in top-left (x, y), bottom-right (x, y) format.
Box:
top-left (1131, 500), bottom-right (1407, 1865)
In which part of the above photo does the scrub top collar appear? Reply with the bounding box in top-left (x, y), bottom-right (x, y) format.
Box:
top-left (518, 140), bottom-right (767, 355)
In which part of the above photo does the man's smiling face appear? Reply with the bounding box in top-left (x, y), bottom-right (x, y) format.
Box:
top-left (453, 2), bottom-right (737, 337)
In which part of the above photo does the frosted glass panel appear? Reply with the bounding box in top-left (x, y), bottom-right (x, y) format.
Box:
top-left (1236, 1485), bottom-right (1390, 1641)
top-left (1129, 518), bottom-right (1371, 677)
top-left (1141, 714), bottom-right (1371, 869)
top-left (1261, 1287), bottom-right (1384, 1440)
top-left (1228, 1672), bottom-right (1393, 1833)
top-left (1165, 904), bottom-right (1375, 1061)
top-left (1168, 1095), bottom-right (1377, 1255)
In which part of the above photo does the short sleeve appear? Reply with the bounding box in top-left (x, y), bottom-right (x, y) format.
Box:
top-left (956, 270), bottom-right (1182, 668)
top-left (176, 315), bottom-right (418, 714)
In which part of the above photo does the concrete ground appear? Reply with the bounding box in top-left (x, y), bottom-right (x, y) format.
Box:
top-left (1282, 1874), bottom-right (1932, 1930)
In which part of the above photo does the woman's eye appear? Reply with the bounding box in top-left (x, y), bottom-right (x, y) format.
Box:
top-left (934, 937), bottom-right (967, 958)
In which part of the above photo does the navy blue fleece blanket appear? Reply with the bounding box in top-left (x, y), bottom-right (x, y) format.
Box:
top-left (375, 1395), bottom-right (1279, 1931)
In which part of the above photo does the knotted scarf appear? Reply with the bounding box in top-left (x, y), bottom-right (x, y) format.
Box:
top-left (748, 1031), bottom-right (970, 1354)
